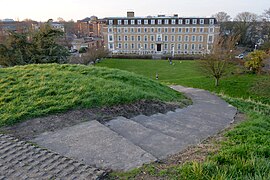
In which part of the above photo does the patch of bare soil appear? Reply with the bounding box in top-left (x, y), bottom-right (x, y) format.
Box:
top-left (0, 100), bottom-right (185, 141)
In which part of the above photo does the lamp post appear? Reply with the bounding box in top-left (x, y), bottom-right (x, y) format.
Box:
top-left (171, 44), bottom-right (175, 58)
top-left (255, 44), bottom-right (257, 51)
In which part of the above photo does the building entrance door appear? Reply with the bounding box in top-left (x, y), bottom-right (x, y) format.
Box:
top-left (157, 44), bottom-right (162, 52)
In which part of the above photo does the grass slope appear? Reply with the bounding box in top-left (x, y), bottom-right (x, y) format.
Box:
top-left (0, 63), bottom-right (187, 126)
top-left (98, 59), bottom-right (270, 104)
top-left (98, 59), bottom-right (270, 179)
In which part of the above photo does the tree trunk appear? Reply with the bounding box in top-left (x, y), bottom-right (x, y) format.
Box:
top-left (215, 77), bottom-right (219, 86)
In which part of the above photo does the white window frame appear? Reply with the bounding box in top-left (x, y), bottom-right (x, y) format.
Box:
top-left (109, 43), bottom-right (113, 49)
top-left (192, 19), bottom-right (197, 24)
top-left (124, 20), bottom-right (128, 25)
top-left (109, 20), bottom-right (113, 25)
top-left (144, 19), bottom-right (148, 24)
top-left (184, 44), bottom-right (188, 50)
top-left (192, 35), bottom-right (196, 42)
top-left (171, 19), bottom-right (176, 24)
top-left (200, 28), bottom-right (204, 33)
top-left (199, 35), bottom-right (203, 42)
top-left (178, 35), bottom-right (182, 42)
top-left (117, 20), bottom-right (122, 25)
top-left (165, 28), bottom-right (168, 33)
top-left (118, 43), bottom-right (122, 49)
top-left (137, 19), bottom-right (142, 25)
top-left (151, 19), bottom-right (155, 25)
top-left (164, 43), bottom-right (168, 50)
top-left (184, 35), bottom-right (189, 42)
top-left (185, 19), bottom-right (190, 24)
top-left (200, 19), bottom-right (204, 24)
top-left (165, 19), bottom-right (169, 24)
top-left (209, 19), bottom-right (215, 25)
top-left (158, 19), bottom-right (162, 25)
top-left (108, 35), bottom-right (113, 42)
top-left (144, 35), bottom-right (148, 41)
top-left (144, 43), bottom-right (148, 49)
top-left (178, 19), bottom-right (183, 24)
top-left (131, 20), bottom-right (135, 25)
top-left (164, 35), bottom-right (168, 41)
top-left (208, 35), bottom-right (213, 43)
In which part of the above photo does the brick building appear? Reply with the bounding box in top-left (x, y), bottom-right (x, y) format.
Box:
top-left (76, 16), bottom-right (106, 38)
top-left (103, 12), bottom-right (220, 56)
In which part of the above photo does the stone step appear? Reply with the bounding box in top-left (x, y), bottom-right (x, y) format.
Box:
top-left (32, 120), bottom-right (156, 171)
top-left (131, 115), bottom-right (203, 145)
top-left (105, 117), bottom-right (186, 159)
top-left (132, 113), bottom-right (220, 142)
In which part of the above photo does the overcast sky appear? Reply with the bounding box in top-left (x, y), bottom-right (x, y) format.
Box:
top-left (1, 0), bottom-right (270, 21)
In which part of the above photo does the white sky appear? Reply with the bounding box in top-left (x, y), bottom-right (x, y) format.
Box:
top-left (1, 0), bottom-right (270, 21)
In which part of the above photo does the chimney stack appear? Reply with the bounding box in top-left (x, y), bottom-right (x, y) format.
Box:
top-left (127, 11), bottom-right (135, 18)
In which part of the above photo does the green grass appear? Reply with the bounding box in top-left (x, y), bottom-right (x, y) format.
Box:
top-left (98, 59), bottom-right (270, 179)
top-left (98, 59), bottom-right (270, 104)
top-left (0, 63), bottom-right (188, 126)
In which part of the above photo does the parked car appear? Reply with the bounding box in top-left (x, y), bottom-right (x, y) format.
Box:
top-left (235, 54), bottom-right (244, 59)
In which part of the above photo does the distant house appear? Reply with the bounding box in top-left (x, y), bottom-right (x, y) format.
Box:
top-left (47, 19), bottom-right (65, 32)
top-left (0, 20), bottom-right (38, 43)
top-left (76, 16), bottom-right (106, 38)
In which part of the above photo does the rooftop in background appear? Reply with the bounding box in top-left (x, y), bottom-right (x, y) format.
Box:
top-left (0, 19), bottom-right (15, 22)
top-left (105, 11), bottom-right (212, 19)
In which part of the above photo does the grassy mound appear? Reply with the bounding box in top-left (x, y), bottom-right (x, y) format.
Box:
top-left (0, 64), bottom-right (187, 126)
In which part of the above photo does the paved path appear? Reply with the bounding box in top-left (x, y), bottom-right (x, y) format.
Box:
top-left (0, 85), bottom-right (237, 178)
top-left (31, 85), bottom-right (237, 172)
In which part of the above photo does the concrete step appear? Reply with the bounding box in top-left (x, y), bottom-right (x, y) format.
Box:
top-left (132, 112), bottom-right (220, 143)
top-left (131, 115), bottom-right (202, 145)
top-left (105, 117), bottom-right (186, 159)
top-left (32, 120), bottom-right (156, 171)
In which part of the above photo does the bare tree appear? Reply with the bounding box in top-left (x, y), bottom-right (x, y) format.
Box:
top-left (212, 12), bottom-right (231, 22)
top-left (57, 17), bottom-right (65, 23)
top-left (234, 12), bottom-right (258, 22)
top-left (262, 8), bottom-right (270, 21)
top-left (233, 12), bottom-right (259, 46)
top-left (199, 35), bottom-right (240, 86)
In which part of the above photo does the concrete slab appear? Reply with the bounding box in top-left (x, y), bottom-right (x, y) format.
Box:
top-left (106, 117), bottom-right (186, 159)
top-left (32, 120), bottom-right (156, 171)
